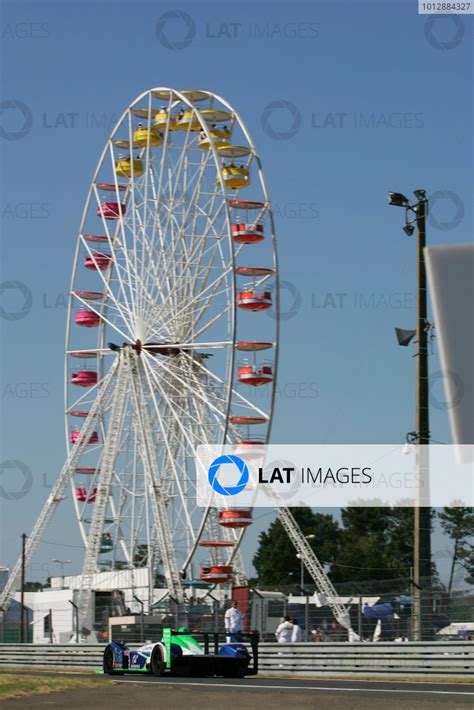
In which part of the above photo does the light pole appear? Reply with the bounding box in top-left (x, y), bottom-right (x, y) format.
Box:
top-left (388, 189), bottom-right (432, 641)
top-left (20, 533), bottom-right (26, 643)
top-left (52, 559), bottom-right (71, 589)
top-left (296, 534), bottom-right (315, 640)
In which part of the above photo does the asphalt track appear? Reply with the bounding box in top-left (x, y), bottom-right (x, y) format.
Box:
top-left (1, 672), bottom-right (473, 709)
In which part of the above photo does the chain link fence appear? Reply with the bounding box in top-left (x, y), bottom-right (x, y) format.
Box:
top-left (1, 577), bottom-right (472, 644)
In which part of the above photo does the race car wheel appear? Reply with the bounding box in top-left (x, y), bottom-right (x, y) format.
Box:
top-left (103, 646), bottom-right (124, 675)
top-left (150, 647), bottom-right (165, 676)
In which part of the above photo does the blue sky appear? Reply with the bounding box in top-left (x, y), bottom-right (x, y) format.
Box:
top-left (0, 0), bottom-right (472, 587)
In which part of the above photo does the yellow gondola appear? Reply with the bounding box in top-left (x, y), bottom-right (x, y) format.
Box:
top-left (115, 158), bottom-right (144, 178)
top-left (154, 109), bottom-right (177, 131)
top-left (133, 126), bottom-right (163, 147)
top-left (200, 108), bottom-right (232, 123)
top-left (113, 139), bottom-right (141, 149)
top-left (198, 127), bottom-right (231, 151)
top-left (174, 110), bottom-right (201, 132)
top-left (218, 165), bottom-right (250, 190)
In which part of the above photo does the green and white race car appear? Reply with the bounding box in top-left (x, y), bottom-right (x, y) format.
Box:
top-left (103, 627), bottom-right (259, 678)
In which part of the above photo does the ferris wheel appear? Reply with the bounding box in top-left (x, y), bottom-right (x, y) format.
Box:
top-left (6, 87), bottom-right (277, 619)
top-left (0, 88), bottom-right (356, 638)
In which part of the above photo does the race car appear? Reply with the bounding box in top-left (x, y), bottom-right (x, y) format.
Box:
top-left (103, 627), bottom-right (259, 678)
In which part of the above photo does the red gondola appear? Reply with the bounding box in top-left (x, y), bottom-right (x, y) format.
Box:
top-left (218, 510), bottom-right (252, 528)
top-left (70, 430), bottom-right (99, 445)
top-left (238, 363), bottom-right (273, 386)
top-left (75, 310), bottom-right (102, 327)
top-left (237, 290), bottom-right (272, 312)
top-left (75, 486), bottom-right (97, 502)
top-left (199, 564), bottom-right (233, 583)
top-left (230, 416), bottom-right (267, 425)
top-left (231, 222), bottom-right (264, 244)
top-left (71, 370), bottom-right (98, 387)
top-left (233, 440), bottom-right (266, 459)
top-left (97, 202), bottom-right (125, 220)
top-left (84, 252), bottom-right (112, 271)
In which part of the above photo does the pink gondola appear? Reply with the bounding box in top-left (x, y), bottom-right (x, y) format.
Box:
top-left (71, 370), bottom-right (98, 388)
top-left (97, 202), bottom-right (125, 220)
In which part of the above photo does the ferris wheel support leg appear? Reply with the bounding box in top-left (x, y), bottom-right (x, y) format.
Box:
top-left (77, 353), bottom-right (131, 631)
top-left (276, 506), bottom-right (356, 639)
top-left (129, 356), bottom-right (184, 605)
top-left (0, 365), bottom-right (117, 614)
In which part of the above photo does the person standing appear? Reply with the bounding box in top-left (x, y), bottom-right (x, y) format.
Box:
top-left (275, 615), bottom-right (294, 643)
top-left (224, 600), bottom-right (243, 643)
top-left (291, 618), bottom-right (302, 642)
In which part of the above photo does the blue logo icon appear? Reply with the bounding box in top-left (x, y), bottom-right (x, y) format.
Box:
top-left (208, 455), bottom-right (249, 496)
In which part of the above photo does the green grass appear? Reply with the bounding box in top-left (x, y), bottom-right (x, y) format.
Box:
top-left (0, 673), bottom-right (103, 700)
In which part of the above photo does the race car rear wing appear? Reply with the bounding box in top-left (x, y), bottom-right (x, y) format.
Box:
top-left (162, 628), bottom-right (260, 674)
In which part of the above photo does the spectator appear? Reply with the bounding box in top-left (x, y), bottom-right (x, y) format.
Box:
top-left (309, 625), bottom-right (323, 642)
top-left (224, 601), bottom-right (243, 643)
top-left (291, 618), bottom-right (302, 643)
top-left (275, 615), bottom-right (294, 643)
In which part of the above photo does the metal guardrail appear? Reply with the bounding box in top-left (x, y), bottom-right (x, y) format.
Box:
top-left (0, 642), bottom-right (472, 677)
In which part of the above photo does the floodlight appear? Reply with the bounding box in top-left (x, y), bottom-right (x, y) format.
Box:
top-left (413, 189), bottom-right (426, 201)
top-left (388, 192), bottom-right (409, 207)
top-left (395, 327), bottom-right (416, 347)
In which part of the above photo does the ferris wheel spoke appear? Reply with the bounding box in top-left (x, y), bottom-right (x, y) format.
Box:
top-left (90, 176), bottom-right (140, 328)
top-left (140, 360), bottom-right (197, 538)
top-left (147, 352), bottom-right (228, 426)
top-left (181, 350), bottom-right (271, 421)
top-left (78, 232), bottom-right (138, 338)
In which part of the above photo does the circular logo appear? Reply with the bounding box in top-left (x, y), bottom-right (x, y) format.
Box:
top-left (428, 190), bottom-right (464, 231)
top-left (208, 454), bottom-right (249, 496)
top-left (155, 9), bottom-right (196, 50)
top-left (0, 99), bottom-right (33, 141)
top-left (263, 459), bottom-right (301, 501)
top-left (0, 280), bottom-right (33, 320)
top-left (0, 459), bottom-right (33, 500)
top-left (430, 369), bottom-right (464, 411)
top-left (261, 99), bottom-right (301, 140)
top-left (266, 280), bottom-right (301, 321)
top-left (424, 15), bottom-right (464, 51)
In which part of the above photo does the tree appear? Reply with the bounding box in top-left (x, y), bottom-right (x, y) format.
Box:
top-left (24, 581), bottom-right (44, 592)
top-left (438, 504), bottom-right (474, 596)
top-left (329, 503), bottom-right (437, 591)
top-left (252, 508), bottom-right (341, 586)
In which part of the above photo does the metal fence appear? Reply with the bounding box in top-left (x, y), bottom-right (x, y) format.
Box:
top-left (0, 641), bottom-right (473, 677)
top-left (254, 577), bottom-right (474, 642)
top-left (1, 577), bottom-right (472, 645)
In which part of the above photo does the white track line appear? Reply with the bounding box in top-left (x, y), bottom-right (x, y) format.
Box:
top-left (111, 679), bottom-right (473, 696)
